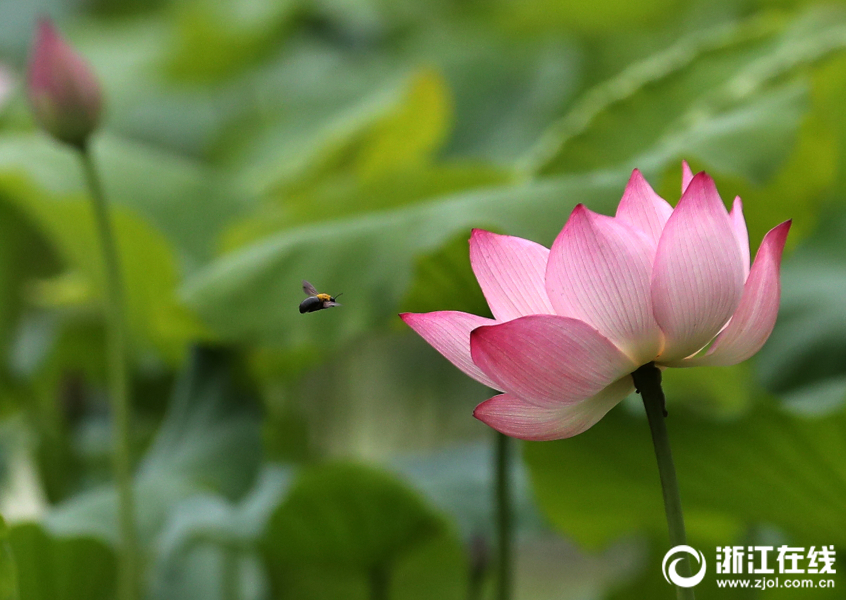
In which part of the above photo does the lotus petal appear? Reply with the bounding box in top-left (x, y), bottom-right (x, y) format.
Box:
top-left (473, 376), bottom-right (634, 441)
top-left (401, 311), bottom-right (498, 388)
top-left (470, 314), bottom-right (636, 406)
top-left (668, 220), bottom-right (791, 367)
top-left (469, 229), bottom-right (554, 321)
top-left (651, 173), bottom-right (745, 362)
top-left (546, 205), bottom-right (662, 364)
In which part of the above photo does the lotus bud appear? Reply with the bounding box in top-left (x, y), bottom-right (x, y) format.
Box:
top-left (27, 18), bottom-right (103, 149)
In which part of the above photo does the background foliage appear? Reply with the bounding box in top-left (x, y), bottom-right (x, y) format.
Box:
top-left (0, 0), bottom-right (845, 598)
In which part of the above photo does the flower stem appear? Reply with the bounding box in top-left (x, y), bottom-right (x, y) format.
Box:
top-left (466, 533), bottom-right (488, 600)
top-left (222, 546), bottom-right (240, 600)
top-left (631, 363), bottom-right (694, 600)
top-left (369, 565), bottom-right (389, 600)
top-left (494, 431), bottom-right (513, 600)
top-left (79, 144), bottom-right (138, 600)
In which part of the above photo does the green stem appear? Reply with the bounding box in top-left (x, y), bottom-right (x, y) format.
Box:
top-left (495, 431), bottom-right (513, 600)
top-left (466, 534), bottom-right (488, 600)
top-left (221, 546), bottom-right (239, 600)
top-left (79, 145), bottom-right (138, 600)
top-left (369, 565), bottom-right (389, 600)
top-left (632, 363), bottom-right (694, 600)
top-left (467, 567), bottom-right (484, 600)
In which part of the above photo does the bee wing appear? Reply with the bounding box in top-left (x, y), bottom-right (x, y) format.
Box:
top-left (302, 280), bottom-right (318, 296)
top-left (324, 301), bottom-right (341, 308)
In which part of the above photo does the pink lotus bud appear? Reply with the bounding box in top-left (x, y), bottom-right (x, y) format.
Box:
top-left (26, 18), bottom-right (103, 148)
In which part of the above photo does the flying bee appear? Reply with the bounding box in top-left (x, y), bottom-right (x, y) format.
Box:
top-left (299, 280), bottom-right (342, 313)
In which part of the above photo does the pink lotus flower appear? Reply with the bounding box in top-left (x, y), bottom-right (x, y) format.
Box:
top-left (401, 164), bottom-right (791, 441)
top-left (27, 18), bottom-right (103, 148)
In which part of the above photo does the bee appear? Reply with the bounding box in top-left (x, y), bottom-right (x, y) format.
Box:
top-left (299, 280), bottom-right (342, 313)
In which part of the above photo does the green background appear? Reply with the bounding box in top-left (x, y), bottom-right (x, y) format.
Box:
top-left (0, 0), bottom-right (844, 597)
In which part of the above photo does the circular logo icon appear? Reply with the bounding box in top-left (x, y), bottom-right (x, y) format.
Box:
top-left (662, 545), bottom-right (707, 588)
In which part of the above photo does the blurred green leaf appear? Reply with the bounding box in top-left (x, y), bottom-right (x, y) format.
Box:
top-left (437, 36), bottom-right (580, 164)
top-left (660, 363), bottom-right (755, 416)
top-left (355, 68), bottom-right (452, 179)
top-left (266, 463), bottom-right (442, 567)
top-left (399, 228), bottom-right (492, 317)
top-left (44, 346), bottom-right (262, 546)
top-left (696, 89), bottom-right (836, 249)
top-left (0, 133), bottom-right (248, 268)
top-left (812, 53), bottom-right (846, 194)
top-left (89, 136), bottom-right (251, 269)
top-left (757, 205), bottom-right (846, 415)
top-left (262, 462), bottom-right (466, 600)
top-left (273, 329), bottom-right (499, 462)
top-left (149, 465), bottom-right (290, 600)
top-left (153, 547), bottom-right (266, 600)
top-left (236, 68), bottom-right (453, 196)
top-left (0, 516), bottom-right (17, 600)
top-left (138, 347), bottom-right (261, 498)
top-left (8, 522), bottom-right (114, 600)
top-left (181, 10), bottom-right (846, 358)
top-left (678, 21), bottom-right (846, 249)
top-left (73, 19), bottom-right (238, 155)
top-left (222, 163), bottom-right (510, 250)
top-left (660, 82), bottom-right (807, 183)
top-left (166, 0), bottom-right (300, 82)
top-left (526, 8), bottom-right (846, 181)
top-left (181, 171), bottom-right (627, 353)
top-left (0, 202), bottom-right (57, 357)
top-left (0, 135), bottom-right (214, 361)
top-left (524, 401), bottom-right (846, 550)
top-left (492, 0), bottom-right (681, 34)
top-left (392, 442), bottom-right (546, 538)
